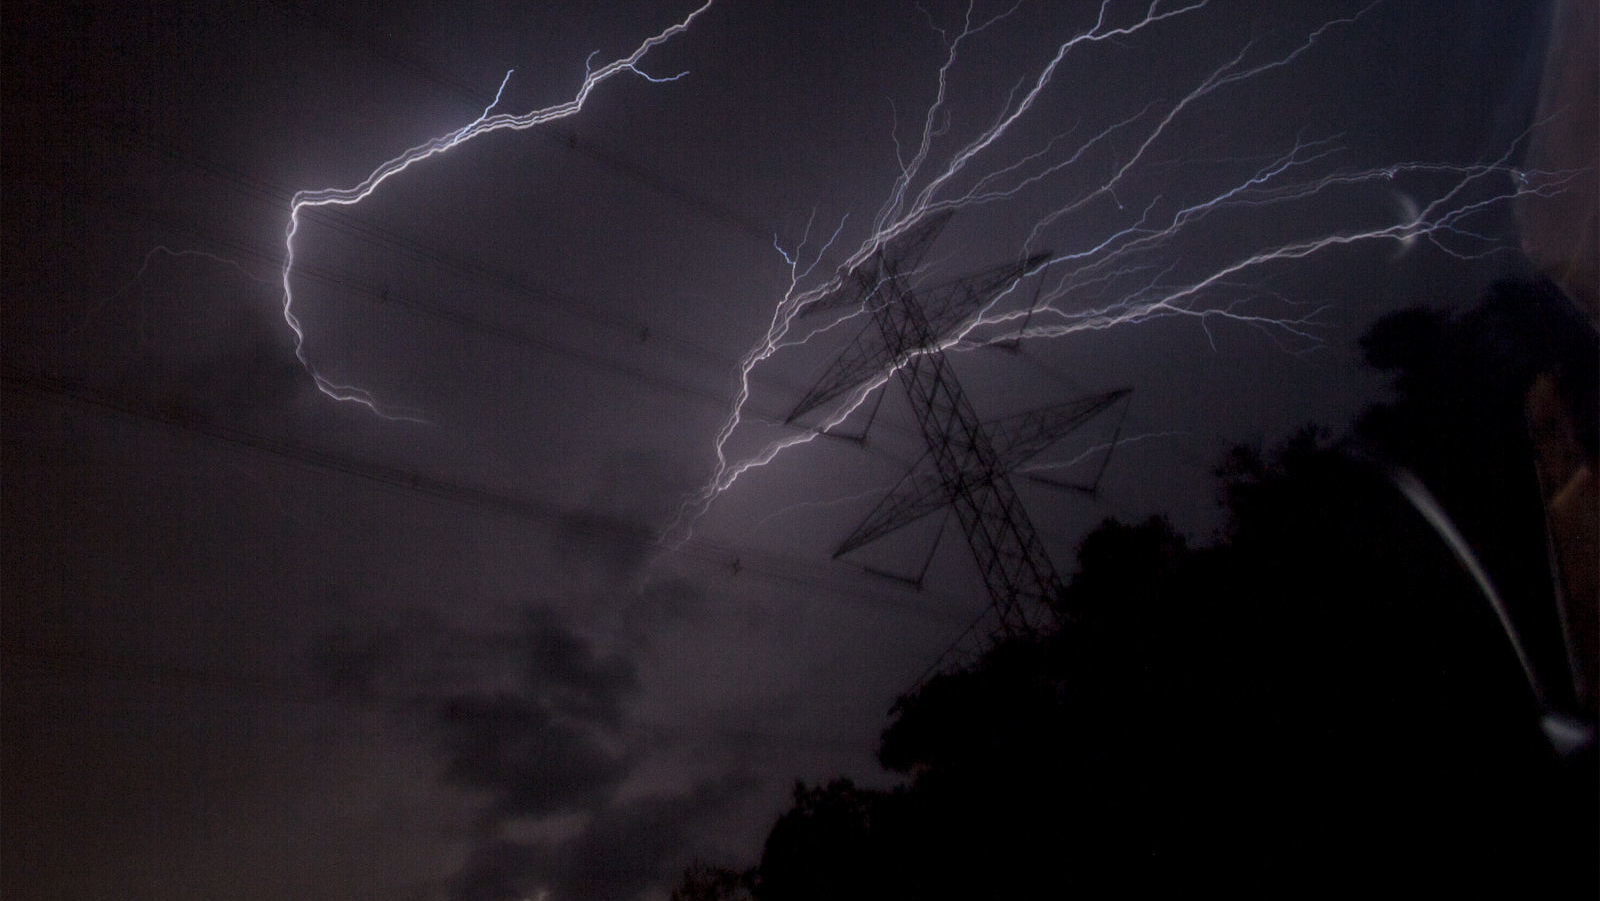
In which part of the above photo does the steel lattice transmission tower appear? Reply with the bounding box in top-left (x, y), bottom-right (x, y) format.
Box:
top-left (789, 212), bottom-right (1128, 635)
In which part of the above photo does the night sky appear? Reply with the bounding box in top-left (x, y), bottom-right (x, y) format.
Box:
top-left (2, 1), bottom-right (1581, 898)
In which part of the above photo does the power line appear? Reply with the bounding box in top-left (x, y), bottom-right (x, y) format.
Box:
top-left (2, 644), bottom-right (877, 756)
top-left (792, 213), bottom-right (1114, 636)
top-left (28, 173), bottom-right (809, 434)
top-left (29, 128), bottom-right (945, 459)
top-left (82, 117), bottom-right (747, 376)
top-left (3, 365), bottom-right (978, 628)
top-left (261, 0), bottom-right (775, 246)
top-left (50, 116), bottom-right (949, 456)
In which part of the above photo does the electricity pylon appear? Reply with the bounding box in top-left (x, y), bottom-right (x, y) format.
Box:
top-left (791, 212), bottom-right (1128, 635)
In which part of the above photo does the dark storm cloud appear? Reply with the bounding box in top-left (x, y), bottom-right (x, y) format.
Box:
top-left (615, 576), bottom-right (708, 647)
top-left (309, 605), bottom-right (635, 729)
top-left (550, 508), bottom-right (658, 584)
top-left (545, 450), bottom-right (700, 588)
top-left (449, 777), bottom-right (750, 901)
top-left (306, 599), bottom-right (757, 900)
top-left (308, 606), bottom-right (513, 702)
top-left (309, 607), bottom-right (667, 833)
top-left (309, 623), bottom-right (386, 698)
top-left (517, 607), bottom-right (639, 728)
top-left (159, 326), bottom-right (307, 417)
top-left (437, 691), bottom-right (633, 818)
top-left (83, 256), bottom-right (309, 418)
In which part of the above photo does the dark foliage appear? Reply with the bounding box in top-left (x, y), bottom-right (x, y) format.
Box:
top-left (670, 861), bottom-right (755, 901)
top-left (684, 280), bottom-right (1596, 897)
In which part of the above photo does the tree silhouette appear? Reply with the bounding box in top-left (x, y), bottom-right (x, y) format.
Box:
top-left (685, 279), bottom-right (1597, 898)
top-left (670, 861), bottom-right (755, 901)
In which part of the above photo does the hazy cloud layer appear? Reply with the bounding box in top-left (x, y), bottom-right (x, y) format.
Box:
top-left (449, 777), bottom-right (749, 901)
top-left (308, 602), bottom-right (755, 899)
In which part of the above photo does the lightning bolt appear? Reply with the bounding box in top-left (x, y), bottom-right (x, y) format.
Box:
top-left (1017, 430), bottom-right (1189, 477)
top-left (83, 244), bottom-right (273, 340)
top-left (279, 0), bottom-right (714, 420)
top-left (665, 0), bottom-right (1576, 545)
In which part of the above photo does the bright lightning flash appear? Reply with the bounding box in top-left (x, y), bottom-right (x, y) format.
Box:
top-left (666, 0), bottom-right (1577, 544)
top-left (278, 1), bottom-right (713, 420)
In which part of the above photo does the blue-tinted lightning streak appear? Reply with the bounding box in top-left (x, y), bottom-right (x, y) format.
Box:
top-left (1018, 431), bottom-right (1189, 476)
top-left (664, 1), bottom-right (1210, 543)
top-left (984, 144), bottom-right (1574, 351)
top-left (279, 0), bottom-right (713, 420)
top-left (665, 0), bottom-right (1574, 545)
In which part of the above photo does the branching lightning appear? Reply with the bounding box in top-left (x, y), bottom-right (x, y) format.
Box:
top-left (1017, 430), bottom-right (1189, 477)
top-left (278, 0), bottom-right (713, 420)
top-left (86, 245), bottom-right (273, 338)
top-left (665, 0), bottom-right (1577, 545)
